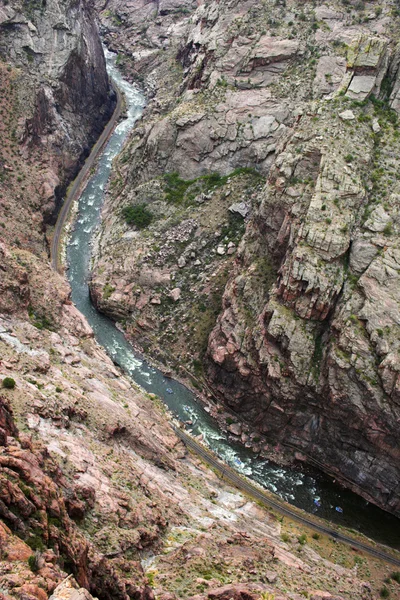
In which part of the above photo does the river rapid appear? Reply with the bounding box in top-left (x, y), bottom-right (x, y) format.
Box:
top-left (66, 49), bottom-right (400, 550)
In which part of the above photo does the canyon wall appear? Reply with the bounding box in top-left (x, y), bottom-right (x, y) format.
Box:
top-left (91, 0), bottom-right (400, 515)
top-left (0, 0), bottom-right (114, 224)
top-left (0, 1), bottom-right (399, 598)
top-left (0, 0), bottom-right (115, 325)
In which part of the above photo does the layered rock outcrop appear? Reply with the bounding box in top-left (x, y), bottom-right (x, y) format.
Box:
top-left (0, 393), bottom-right (154, 600)
top-left (1, 309), bottom-right (380, 600)
top-left (0, 0), bottom-right (399, 597)
top-left (207, 101), bottom-right (400, 515)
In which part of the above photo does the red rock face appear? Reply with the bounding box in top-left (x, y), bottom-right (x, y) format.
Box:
top-left (206, 118), bottom-right (400, 516)
top-left (0, 395), bottom-right (18, 441)
top-left (0, 396), bottom-right (151, 600)
top-left (0, 244), bottom-right (30, 315)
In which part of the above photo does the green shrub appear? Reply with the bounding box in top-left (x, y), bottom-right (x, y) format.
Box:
top-left (26, 531), bottom-right (45, 551)
top-left (391, 571), bottom-right (400, 583)
top-left (2, 377), bottom-right (16, 389)
top-left (28, 306), bottom-right (54, 331)
top-left (380, 586), bottom-right (390, 598)
top-left (28, 551), bottom-right (41, 572)
top-left (163, 167), bottom-right (262, 205)
top-left (103, 283), bottom-right (115, 300)
top-left (164, 172), bottom-right (191, 204)
top-left (281, 533), bottom-right (290, 543)
top-left (312, 532), bottom-right (320, 540)
top-left (383, 222), bottom-right (393, 236)
top-left (298, 534), bottom-right (307, 545)
top-left (122, 204), bottom-right (153, 229)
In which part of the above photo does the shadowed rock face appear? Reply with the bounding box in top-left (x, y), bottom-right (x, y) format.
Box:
top-left (0, 0), bottom-right (115, 221)
top-left (206, 109), bottom-right (400, 516)
top-left (0, 0), bottom-right (114, 322)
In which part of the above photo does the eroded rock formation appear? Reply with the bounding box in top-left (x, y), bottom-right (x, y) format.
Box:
top-left (0, 0), bottom-right (399, 598)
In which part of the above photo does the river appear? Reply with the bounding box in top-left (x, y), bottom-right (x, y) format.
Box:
top-left (66, 49), bottom-right (400, 550)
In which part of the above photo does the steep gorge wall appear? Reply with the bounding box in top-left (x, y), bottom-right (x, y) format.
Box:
top-left (0, 2), bottom-right (399, 599)
top-left (91, 0), bottom-right (400, 515)
top-left (0, 0), bottom-right (115, 225)
top-left (0, 0), bottom-right (115, 329)
top-left (206, 103), bottom-right (400, 516)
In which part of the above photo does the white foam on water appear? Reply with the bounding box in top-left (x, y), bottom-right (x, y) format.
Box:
top-left (66, 46), bottom-right (373, 530)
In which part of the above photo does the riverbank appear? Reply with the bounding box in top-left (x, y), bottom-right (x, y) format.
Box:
top-left (60, 52), bottom-right (400, 554)
top-left (120, 324), bottom-right (400, 522)
top-left (50, 79), bottom-right (125, 273)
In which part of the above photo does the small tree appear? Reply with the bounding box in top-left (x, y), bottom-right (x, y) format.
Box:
top-left (2, 377), bottom-right (16, 389)
top-left (28, 551), bottom-right (41, 573)
top-left (122, 204), bottom-right (153, 229)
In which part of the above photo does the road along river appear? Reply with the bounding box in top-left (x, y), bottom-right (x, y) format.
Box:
top-left (57, 49), bottom-right (400, 558)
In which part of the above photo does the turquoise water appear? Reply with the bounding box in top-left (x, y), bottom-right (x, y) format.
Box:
top-left (66, 50), bottom-right (400, 549)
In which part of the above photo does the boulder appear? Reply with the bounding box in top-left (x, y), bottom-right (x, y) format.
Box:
top-left (169, 288), bottom-right (182, 301)
top-left (229, 202), bottom-right (250, 218)
top-left (338, 110), bottom-right (355, 121)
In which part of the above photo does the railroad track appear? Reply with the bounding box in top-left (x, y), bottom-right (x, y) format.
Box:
top-left (48, 69), bottom-right (400, 570)
top-left (51, 81), bottom-right (124, 272)
top-left (174, 426), bottom-right (400, 567)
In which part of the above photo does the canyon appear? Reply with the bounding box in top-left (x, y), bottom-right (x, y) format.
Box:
top-left (90, 0), bottom-right (400, 518)
top-left (0, 1), bottom-right (400, 600)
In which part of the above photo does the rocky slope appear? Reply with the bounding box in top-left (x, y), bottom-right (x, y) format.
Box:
top-left (90, 0), bottom-right (400, 515)
top-left (1, 308), bottom-right (398, 600)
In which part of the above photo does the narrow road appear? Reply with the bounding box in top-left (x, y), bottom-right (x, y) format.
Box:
top-left (51, 82), bottom-right (124, 272)
top-left (174, 427), bottom-right (400, 567)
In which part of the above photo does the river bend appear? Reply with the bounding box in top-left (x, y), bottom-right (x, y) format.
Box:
top-left (66, 50), bottom-right (400, 550)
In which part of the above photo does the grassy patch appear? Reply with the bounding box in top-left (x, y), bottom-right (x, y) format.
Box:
top-left (103, 283), bottom-right (115, 300)
top-left (163, 167), bottom-right (262, 206)
top-left (28, 306), bottom-right (54, 331)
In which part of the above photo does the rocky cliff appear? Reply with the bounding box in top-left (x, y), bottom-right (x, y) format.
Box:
top-left (90, 0), bottom-right (400, 515)
top-left (0, 0), bottom-right (114, 225)
top-left (2, 304), bottom-right (382, 600)
top-left (0, 0), bottom-right (115, 332)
